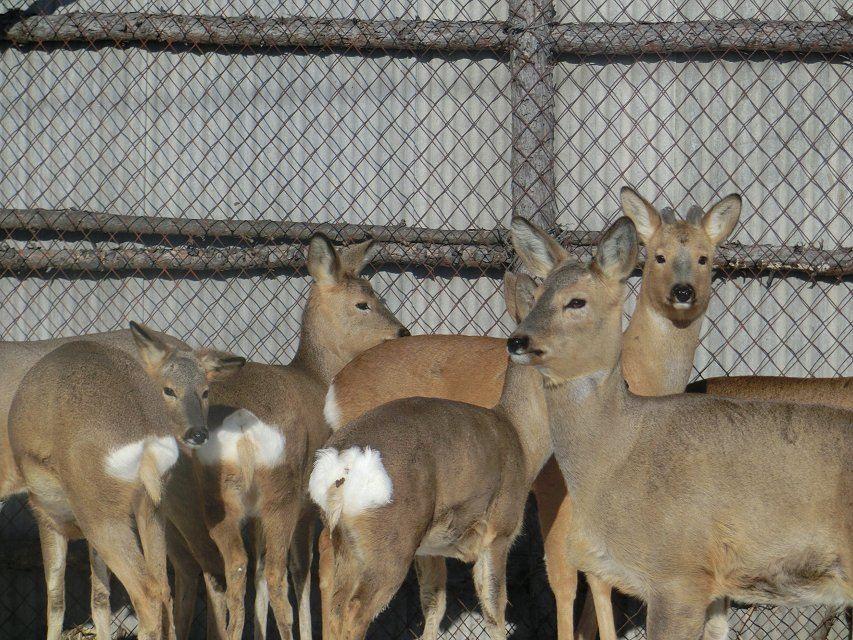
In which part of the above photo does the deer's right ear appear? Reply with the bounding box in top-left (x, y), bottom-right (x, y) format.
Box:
top-left (307, 234), bottom-right (342, 284)
top-left (510, 216), bottom-right (569, 279)
top-left (594, 217), bottom-right (638, 281)
top-left (129, 321), bottom-right (171, 372)
top-left (620, 187), bottom-right (661, 244)
top-left (198, 350), bottom-right (247, 382)
top-left (504, 271), bottom-right (536, 324)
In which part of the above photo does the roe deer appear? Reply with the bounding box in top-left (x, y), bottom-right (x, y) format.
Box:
top-left (308, 271), bottom-right (551, 640)
top-left (687, 375), bottom-right (852, 411)
top-left (320, 188), bottom-right (740, 640)
top-left (195, 233), bottom-right (407, 640)
top-left (508, 215), bottom-right (852, 640)
top-left (0, 327), bottom-right (239, 640)
top-left (7, 322), bottom-right (244, 640)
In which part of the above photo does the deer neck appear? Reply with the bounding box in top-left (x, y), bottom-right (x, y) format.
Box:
top-left (290, 301), bottom-right (349, 387)
top-left (544, 358), bottom-right (639, 497)
top-left (497, 359), bottom-right (552, 485)
top-left (622, 286), bottom-right (703, 396)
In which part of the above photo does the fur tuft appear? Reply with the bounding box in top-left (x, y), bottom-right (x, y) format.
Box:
top-left (324, 384), bottom-right (343, 430)
top-left (104, 436), bottom-right (179, 505)
top-left (195, 409), bottom-right (285, 474)
top-left (308, 446), bottom-right (393, 530)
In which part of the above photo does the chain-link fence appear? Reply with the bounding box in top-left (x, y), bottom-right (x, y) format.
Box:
top-left (0, 0), bottom-right (850, 636)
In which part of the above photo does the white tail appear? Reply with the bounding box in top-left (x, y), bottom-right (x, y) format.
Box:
top-left (104, 436), bottom-right (179, 505)
top-left (309, 446), bottom-right (393, 530)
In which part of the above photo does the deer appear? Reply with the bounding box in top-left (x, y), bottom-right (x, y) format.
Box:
top-left (318, 187), bottom-right (741, 640)
top-left (6, 322), bottom-right (245, 640)
top-left (0, 326), bottom-right (238, 640)
top-left (687, 375), bottom-right (852, 411)
top-left (507, 213), bottom-right (852, 640)
top-left (308, 269), bottom-right (552, 640)
top-left (192, 232), bottom-right (408, 640)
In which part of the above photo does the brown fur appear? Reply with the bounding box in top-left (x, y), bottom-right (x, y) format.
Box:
top-left (320, 189), bottom-right (741, 640)
top-left (688, 375), bottom-right (853, 411)
top-left (7, 333), bottom-right (242, 640)
top-left (313, 273), bottom-right (550, 640)
top-left (509, 216), bottom-right (852, 640)
top-left (197, 234), bottom-right (406, 640)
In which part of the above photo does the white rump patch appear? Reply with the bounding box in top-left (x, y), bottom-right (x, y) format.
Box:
top-left (308, 446), bottom-right (392, 519)
top-left (323, 384), bottom-right (343, 431)
top-left (105, 436), bottom-right (179, 482)
top-left (195, 409), bottom-right (285, 468)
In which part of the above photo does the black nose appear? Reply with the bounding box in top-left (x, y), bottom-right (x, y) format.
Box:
top-left (507, 335), bottom-right (529, 355)
top-left (397, 327), bottom-right (411, 338)
top-left (671, 284), bottom-right (695, 304)
top-left (183, 428), bottom-right (208, 447)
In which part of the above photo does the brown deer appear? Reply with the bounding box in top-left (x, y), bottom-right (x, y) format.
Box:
top-left (319, 188), bottom-right (741, 640)
top-left (7, 323), bottom-right (244, 640)
top-left (508, 214), bottom-right (852, 640)
top-left (194, 233), bottom-right (408, 640)
top-left (688, 376), bottom-right (852, 411)
top-left (0, 327), bottom-right (236, 640)
top-left (309, 270), bottom-right (551, 640)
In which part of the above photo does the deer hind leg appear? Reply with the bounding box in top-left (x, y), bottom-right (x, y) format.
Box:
top-left (319, 526), bottom-right (335, 640)
top-left (646, 592), bottom-right (709, 640)
top-left (83, 520), bottom-right (166, 640)
top-left (136, 495), bottom-right (177, 640)
top-left (88, 543), bottom-right (112, 640)
top-left (208, 511), bottom-right (249, 640)
top-left (585, 573), bottom-right (616, 640)
top-left (33, 509), bottom-right (68, 640)
top-left (253, 519), bottom-right (270, 640)
top-left (472, 536), bottom-right (512, 640)
top-left (415, 556), bottom-right (447, 640)
top-left (259, 505), bottom-right (302, 640)
top-left (288, 507), bottom-right (316, 640)
top-left (702, 597), bottom-right (729, 640)
top-left (166, 523), bottom-right (201, 640)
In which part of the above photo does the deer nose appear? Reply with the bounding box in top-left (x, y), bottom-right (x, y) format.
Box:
top-left (397, 327), bottom-right (411, 338)
top-left (507, 335), bottom-right (530, 355)
top-left (671, 284), bottom-right (696, 304)
top-left (183, 428), bottom-right (208, 447)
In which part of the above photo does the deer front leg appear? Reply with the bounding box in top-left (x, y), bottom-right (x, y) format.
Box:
top-left (415, 556), bottom-right (447, 640)
top-left (646, 592), bottom-right (709, 640)
top-left (472, 536), bottom-right (511, 640)
top-left (585, 573), bottom-right (616, 640)
top-left (88, 543), bottom-right (112, 640)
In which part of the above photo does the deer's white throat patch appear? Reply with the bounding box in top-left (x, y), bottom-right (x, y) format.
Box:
top-left (104, 436), bottom-right (179, 482)
top-left (195, 409), bottom-right (285, 468)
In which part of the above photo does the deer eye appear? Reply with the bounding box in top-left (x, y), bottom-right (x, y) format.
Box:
top-left (564, 299), bottom-right (586, 310)
top-left (355, 302), bottom-right (370, 311)
top-left (655, 255), bottom-right (666, 264)
top-left (163, 387), bottom-right (177, 398)
top-left (698, 256), bottom-right (708, 265)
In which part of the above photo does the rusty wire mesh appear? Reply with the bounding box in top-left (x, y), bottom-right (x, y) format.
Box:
top-left (0, 0), bottom-right (850, 636)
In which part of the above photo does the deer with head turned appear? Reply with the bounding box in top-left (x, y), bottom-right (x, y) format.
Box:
top-left (193, 233), bottom-right (408, 640)
top-left (309, 270), bottom-right (550, 640)
top-left (7, 322), bottom-right (244, 640)
top-left (508, 215), bottom-right (852, 640)
top-left (320, 188), bottom-right (740, 640)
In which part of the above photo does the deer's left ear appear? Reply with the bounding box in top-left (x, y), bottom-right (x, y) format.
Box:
top-left (197, 350), bottom-right (247, 382)
top-left (703, 194), bottom-right (741, 245)
top-left (594, 217), bottom-right (638, 281)
top-left (338, 239), bottom-right (378, 277)
top-left (129, 321), bottom-right (172, 373)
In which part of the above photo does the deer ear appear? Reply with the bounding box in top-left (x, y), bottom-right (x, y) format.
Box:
top-left (197, 350), bottom-right (247, 382)
top-left (307, 234), bottom-right (342, 284)
top-left (510, 216), bottom-right (570, 279)
top-left (337, 239), bottom-right (378, 277)
top-left (503, 271), bottom-right (536, 324)
top-left (620, 187), bottom-right (661, 244)
top-left (703, 194), bottom-right (741, 245)
top-left (129, 321), bottom-right (171, 372)
top-left (594, 217), bottom-right (638, 281)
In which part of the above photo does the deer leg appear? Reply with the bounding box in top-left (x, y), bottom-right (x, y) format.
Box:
top-left (253, 520), bottom-right (270, 640)
top-left (472, 536), bottom-right (511, 640)
top-left (136, 496), bottom-right (177, 640)
top-left (585, 573), bottom-right (616, 640)
top-left (88, 543), bottom-right (112, 640)
top-left (646, 592), bottom-right (708, 640)
top-left (209, 513), bottom-right (250, 640)
top-left (261, 510), bottom-right (300, 640)
top-left (34, 511), bottom-right (67, 640)
top-left (83, 521), bottom-right (165, 640)
top-left (166, 524), bottom-right (200, 640)
top-left (414, 556), bottom-right (447, 640)
top-left (288, 508), bottom-right (315, 640)
top-left (319, 526), bottom-right (335, 640)
top-left (702, 597), bottom-right (729, 640)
